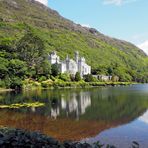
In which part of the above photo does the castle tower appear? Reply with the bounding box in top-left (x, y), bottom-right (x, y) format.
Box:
top-left (66, 55), bottom-right (70, 61)
top-left (66, 54), bottom-right (70, 71)
top-left (75, 51), bottom-right (79, 63)
top-left (49, 51), bottom-right (60, 64)
top-left (80, 57), bottom-right (85, 63)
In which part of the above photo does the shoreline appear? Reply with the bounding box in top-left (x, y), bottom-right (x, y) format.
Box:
top-left (22, 81), bottom-right (137, 91)
top-left (0, 127), bottom-right (139, 148)
top-left (0, 82), bottom-right (137, 92)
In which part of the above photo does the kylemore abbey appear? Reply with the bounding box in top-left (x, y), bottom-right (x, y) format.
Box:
top-left (49, 51), bottom-right (91, 77)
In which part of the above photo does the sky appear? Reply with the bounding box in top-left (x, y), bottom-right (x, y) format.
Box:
top-left (35, 0), bottom-right (148, 55)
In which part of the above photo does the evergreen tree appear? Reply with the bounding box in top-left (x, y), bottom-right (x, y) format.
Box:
top-left (84, 74), bottom-right (94, 82)
top-left (51, 64), bottom-right (59, 77)
top-left (75, 72), bottom-right (81, 81)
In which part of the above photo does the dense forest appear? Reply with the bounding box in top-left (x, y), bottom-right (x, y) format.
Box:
top-left (0, 0), bottom-right (148, 89)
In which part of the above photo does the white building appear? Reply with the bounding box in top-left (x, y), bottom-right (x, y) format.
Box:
top-left (49, 51), bottom-right (60, 64)
top-left (49, 51), bottom-right (91, 77)
top-left (98, 75), bottom-right (112, 81)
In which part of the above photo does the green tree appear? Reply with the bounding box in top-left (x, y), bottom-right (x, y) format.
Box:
top-left (37, 60), bottom-right (51, 78)
top-left (8, 59), bottom-right (27, 78)
top-left (0, 57), bottom-right (9, 79)
top-left (16, 32), bottom-right (46, 77)
top-left (9, 76), bottom-right (23, 89)
top-left (4, 59), bottom-right (28, 89)
top-left (51, 64), bottom-right (59, 77)
top-left (75, 72), bottom-right (81, 81)
top-left (107, 67), bottom-right (113, 75)
top-left (84, 74), bottom-right (94, 82)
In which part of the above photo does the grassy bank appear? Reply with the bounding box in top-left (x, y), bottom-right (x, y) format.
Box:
top-left (0, 78), bottom-right (137, 91)
top-left (22, 79), bottom-right (135, 90)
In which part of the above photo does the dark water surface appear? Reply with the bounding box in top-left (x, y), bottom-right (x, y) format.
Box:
top-left (0, 84), bottom-right (148, 147)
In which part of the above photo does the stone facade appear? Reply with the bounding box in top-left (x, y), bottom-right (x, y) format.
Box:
top-left (49, 51), bottom-right (91, 77)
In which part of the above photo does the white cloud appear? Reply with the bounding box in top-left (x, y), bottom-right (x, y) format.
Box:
top-left (35, 0), bottom-right (48, 6)
top-left (139, 110), bottom-right (148, 124)
top-left (137, 40), bottom-right (148, 55)
top-left (103, 0), bottom-right (138, 6)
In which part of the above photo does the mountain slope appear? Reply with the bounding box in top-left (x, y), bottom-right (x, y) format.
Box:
top-left (0, 0), bottom-right (148, 82)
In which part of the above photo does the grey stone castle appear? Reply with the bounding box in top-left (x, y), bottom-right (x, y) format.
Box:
top-left (49, 51), bottom-right (91, 77)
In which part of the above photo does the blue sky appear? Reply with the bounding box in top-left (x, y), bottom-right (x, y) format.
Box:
top-left (36, 0), bottom-right (148, 55)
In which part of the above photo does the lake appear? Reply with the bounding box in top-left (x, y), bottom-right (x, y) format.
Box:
top-left (0, 84), bottom-right (148, 147)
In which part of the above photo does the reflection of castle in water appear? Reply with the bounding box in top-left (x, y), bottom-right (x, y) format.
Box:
top-left (50, 91), bottom-right (91, 119)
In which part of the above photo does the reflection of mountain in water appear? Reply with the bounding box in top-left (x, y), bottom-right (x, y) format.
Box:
top-left (50, 92), bottom-right (91, 119)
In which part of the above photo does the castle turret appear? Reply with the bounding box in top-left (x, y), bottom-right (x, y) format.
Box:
top-left (75, 51), bottom-right (79, 63)
top-left (80, 57), bottom-right (85, 63)
top-left (66, 55), bottom-right (70, 61)
top-left (49, 51), bottom-right (60, 64)
top-left (66, 55), bottom-right (70, 70)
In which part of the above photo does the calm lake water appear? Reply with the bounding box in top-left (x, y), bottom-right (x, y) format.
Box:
top-left (0, 84), bottom-right (148, 147)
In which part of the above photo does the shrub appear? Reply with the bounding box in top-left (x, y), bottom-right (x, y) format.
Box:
top-left (83, 74), bottom-right (94, 82)
top-left (59, 73), bottom-right (71, 82)
top-left (50, 76), bottom-right (56, 81)
top-left (41, 80), bottom-right (53, 88)
top-left (92, 76), bottom-right (99, 82)
top-left (32, 81), bottom-right (41, 87)
top-left (38, 76), bottom-right (47, 82)
top-left (9, 77), bottom-right (23, 89)
top-left (111, 75), bottom-right (119, 82)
